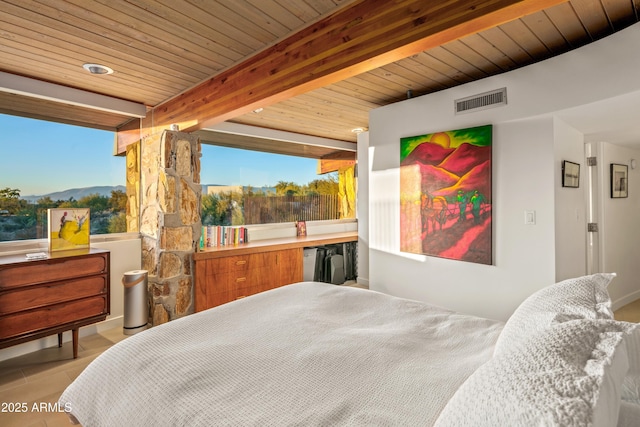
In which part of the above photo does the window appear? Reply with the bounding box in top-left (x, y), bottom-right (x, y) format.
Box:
top-left (200, 144), bottom-right (355, 226)
top-left (0, 115), bottom-right (125, 242)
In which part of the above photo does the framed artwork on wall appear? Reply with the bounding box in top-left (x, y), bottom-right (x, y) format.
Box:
top-left (610, 163), bottom-right (628, 198)
top-left (561, 160), bottom-right (580, 188)
top-left (399, 124), bottom-right (492, 265)
top-left (48, 208), bottom-right (90, 252)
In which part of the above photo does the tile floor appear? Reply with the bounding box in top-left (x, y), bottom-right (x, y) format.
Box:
top-left (613, 297), bottom-right (640, 323)
top-left (0, 328), bottom-right (127, 427)
top-left (1, 294), bottom-right (638, 427)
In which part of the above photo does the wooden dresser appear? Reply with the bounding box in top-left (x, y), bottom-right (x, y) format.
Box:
top-left (194, 231), bottom-right (357, 311)
top-left (0, 248), bottom-right (110, 359)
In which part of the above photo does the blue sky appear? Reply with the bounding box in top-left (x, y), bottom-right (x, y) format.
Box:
top-left (0, 114), bottom-right (322, 197)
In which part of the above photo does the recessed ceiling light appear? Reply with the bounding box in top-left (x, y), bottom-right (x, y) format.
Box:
top-left (252, 107), bottom-right (264, 113)
top-left (83, 63), bottom-right (114, 75)
top-left (351, 127), bottom-right (366, 134)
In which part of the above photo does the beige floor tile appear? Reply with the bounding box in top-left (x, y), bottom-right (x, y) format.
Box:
top-left (0, 406), bottom-right (50, 427)
top-left (0, 328), bottom-right (125, 427)
top-left (22, 350), bottom-right (105, 382)
top-left (14, 347), bottom-right (76, 380)
top-left (5, 371), bottom-right (71, 403)
top-left (45, 412), bottom-right (77, 427)
top-left (614, 299), bottom-right (640, 323)
top-left (0, 367), bottom-right (26, 392)
top-left (77, 331), bottom-right (125, 353)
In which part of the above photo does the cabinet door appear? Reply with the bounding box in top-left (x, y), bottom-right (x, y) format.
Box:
top-left (277, 248), bottom-right (303, 286)
top-left (194, 260), bottom-right (226, 312)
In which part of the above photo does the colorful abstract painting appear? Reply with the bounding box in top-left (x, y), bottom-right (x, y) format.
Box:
top-left (400, 125), bottom-right (492, 265)
top-left (48, 208), bottom-right (90, 252)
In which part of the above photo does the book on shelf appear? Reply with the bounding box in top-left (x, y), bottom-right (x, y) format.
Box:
top-left (200, 225), bottom-right (250, 249)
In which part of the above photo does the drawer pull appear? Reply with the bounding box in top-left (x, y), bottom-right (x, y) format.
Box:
top-left (236, 277), bottom-right (247, 282)
top-left (236, 260), bottom-right (246, 266)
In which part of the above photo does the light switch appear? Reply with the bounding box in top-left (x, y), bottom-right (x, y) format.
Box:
top-left (524, 210), bottom-right (536, 225)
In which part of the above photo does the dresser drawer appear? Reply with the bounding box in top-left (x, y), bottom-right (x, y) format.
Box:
top-left (0, 255), bottom-right (108, 289)
top-left (0, 275), bottom-right (108, 315)
top-left (208, 284), bottom-right (262, 307)
top-left (0, 295), bottom-right (108, 340)
top-left (203, 253), bottom-right (277, 274)
top-left (231, 253), bottom-right (276, 272)
top-left (212, 265), bottom-right (277, 292)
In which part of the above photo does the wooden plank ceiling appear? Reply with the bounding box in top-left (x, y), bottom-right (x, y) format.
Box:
top-left (0, 0), bottom-right (639, 157)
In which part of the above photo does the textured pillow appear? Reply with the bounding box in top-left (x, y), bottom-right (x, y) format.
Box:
top-left (494, 273), bottom-right (615, 355)
top-left (434, 319), bottom-right (635, 427)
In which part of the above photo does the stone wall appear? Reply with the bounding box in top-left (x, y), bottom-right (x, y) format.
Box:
top-left (125, 142), bottom-right (140, 232)
top-left (138, 130), bottom-right (201, 325)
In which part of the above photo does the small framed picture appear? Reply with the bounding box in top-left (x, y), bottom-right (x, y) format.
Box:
top-left (562, 160), bottom-right (580, 188)
top-left (610, 163), bottom-right (628, 198)
top-left (296, 220), bottom-right (307, 237)
top-left (48, 208), bottom-right (91, 252)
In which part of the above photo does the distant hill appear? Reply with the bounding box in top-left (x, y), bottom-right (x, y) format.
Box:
top-left (437, 143), bottom-right (491, 176)
top-left (21, 186), bottom-right (126, 203)
top-left (434, 161), bottom-right (492, 200)
top-left (402, 143), bottom-right (455, 166)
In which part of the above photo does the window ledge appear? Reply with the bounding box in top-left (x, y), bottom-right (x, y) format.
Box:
top-left (0, 232), bottom-right (141, 256)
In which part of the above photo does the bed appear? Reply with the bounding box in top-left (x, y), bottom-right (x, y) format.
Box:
top-left (59, 275), bottom-right (640, 426)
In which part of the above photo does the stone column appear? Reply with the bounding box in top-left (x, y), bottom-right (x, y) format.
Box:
top-left (139, 130), bottom-right (201, 326)
top-left (125, 141), bottom-right (140, 232)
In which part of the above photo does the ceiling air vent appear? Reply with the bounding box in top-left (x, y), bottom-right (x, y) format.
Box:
top-left (455, 87), bottom-right (507, 114)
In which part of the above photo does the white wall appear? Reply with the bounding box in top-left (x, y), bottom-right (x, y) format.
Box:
top-left (554, 118), bottom-right (588, 281)
top-left (597, 142), bottom-right (640, 308)
top-left (356, 131), bottom-right (370, 285)
top-left (366, 23), bottom-right (640, 321)
top-left (0, 236), bottom-right (141, 362)
top-left (369, 112), bottom-right (557, 321)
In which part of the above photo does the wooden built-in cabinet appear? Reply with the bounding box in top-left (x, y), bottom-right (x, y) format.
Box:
top-left (0, 249), bottom-right (110, 359)
top-left (194, 231), bottom-right (357, 311)
top-left (195, 248), bottom-right (302, 310)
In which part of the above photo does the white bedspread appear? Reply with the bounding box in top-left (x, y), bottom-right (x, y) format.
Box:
top-left (60, 282), bottom-right (503, 426)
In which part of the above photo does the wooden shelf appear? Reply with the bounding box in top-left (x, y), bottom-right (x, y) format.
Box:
top-left (194, 231), bottom-right (357, 260)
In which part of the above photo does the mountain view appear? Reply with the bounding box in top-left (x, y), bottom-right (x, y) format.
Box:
top-left (21, 186), bottom-right (126, 203)
top-left (1, 185), bottom-right (127, 242)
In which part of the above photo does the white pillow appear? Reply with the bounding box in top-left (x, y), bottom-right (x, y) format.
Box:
top-left (435, 319), bottom-right (634, 427)
top-left (494, 273), bottom-right (615, 355)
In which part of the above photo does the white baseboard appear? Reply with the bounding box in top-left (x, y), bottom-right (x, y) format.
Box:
top-left (0, 316), bottom-right (123, 363)
top-left (612, 290), bottom-right (640, 312)
top-left (356, 277), bottom-right (369, 286)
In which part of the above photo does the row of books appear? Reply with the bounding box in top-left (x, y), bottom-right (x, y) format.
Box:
top-left (200, 226), bottom-right (250, 249)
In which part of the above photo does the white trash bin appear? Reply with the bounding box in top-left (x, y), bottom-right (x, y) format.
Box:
top-left (122, 270), bottom-right (149, 335)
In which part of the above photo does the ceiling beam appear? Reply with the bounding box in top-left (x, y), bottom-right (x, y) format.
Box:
top-left (0, 71), bottom-right (147, 118)
top-left (205, 122), bottom-right (356, 152)
top-left (194, 129), bottom-right (344, 159)
top-left (118, 0), bottom-right (565, 152)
